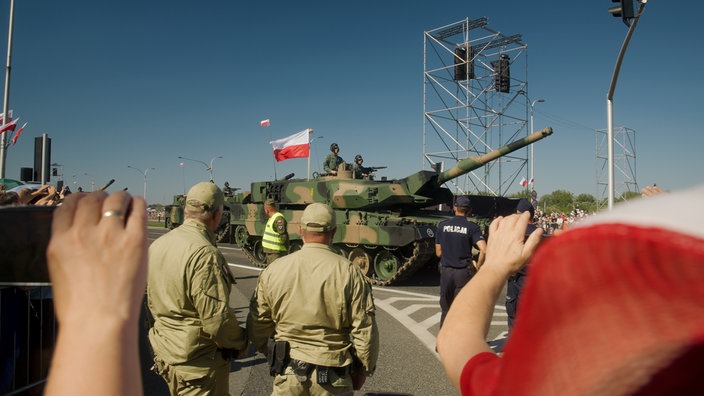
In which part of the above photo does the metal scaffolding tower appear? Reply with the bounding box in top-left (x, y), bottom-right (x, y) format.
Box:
top-left (595, 126), bottom-right (638, 209)
top-left (423, 17), bottom-right (530, 196)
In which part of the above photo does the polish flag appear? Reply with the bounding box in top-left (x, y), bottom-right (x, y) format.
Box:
top-left (11, 122), bottom-right (27, 146)
top-left (260, 119), bottom-right (271, 127)
top-left (529, 178), bottom-right (534, 185)
top-left (270, 129), bottom-right (310, 162)
top-left (520, 177), bottom-right (528, 187)
top-left (0, 117), bottom-right (19, 134)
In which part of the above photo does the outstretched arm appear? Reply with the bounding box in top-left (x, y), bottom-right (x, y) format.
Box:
top-left (437, 212), bottom-right (542, 390)
top-left (45, 191), bottom-right (148, 396)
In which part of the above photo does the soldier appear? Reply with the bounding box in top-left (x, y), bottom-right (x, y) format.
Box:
top-left (435, 195), bottom-right (487, 327)
top-left (323, 143), bottom-right (345, 176)
top-left (247, 203), bottom-right (379, 395)
top-left (352, 154), bottom-right (373, 179)
top-left (262, 198), bottom-right (289, 265)
top-left (147, 182), bottom-right (246, 395)
top-left (223, 181), bottom-right (234, 197)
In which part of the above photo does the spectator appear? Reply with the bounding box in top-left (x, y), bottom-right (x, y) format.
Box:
top-left (437, 185), bottom-right (704, 395)
top-left (44, 190), bottom-right (147, 396)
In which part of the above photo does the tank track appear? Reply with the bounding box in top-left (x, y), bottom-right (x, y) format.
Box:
top-left (239, 238), bottom-right (436, 286)
top-left (365, 238), bottom-right (436, 287)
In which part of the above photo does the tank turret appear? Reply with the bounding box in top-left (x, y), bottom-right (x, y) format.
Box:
top-left (225, 128), bottom-right (554, 285)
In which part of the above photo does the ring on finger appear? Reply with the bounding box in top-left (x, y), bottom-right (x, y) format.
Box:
top-left (102, 210), bottom-right (125, 221)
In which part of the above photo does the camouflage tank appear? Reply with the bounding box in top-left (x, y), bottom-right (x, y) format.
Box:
top-left (164, 194), bottom-right (186, 229)
top-left (225, 128), bottom-right (553, 286)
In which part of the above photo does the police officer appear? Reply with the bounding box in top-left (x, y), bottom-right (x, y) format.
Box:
top-left (352, 154), bottom-right (373, 179)
top-left (247, 203), bottom-right (379, 395)
top-left (262, 198), bottom-right (289, 265)
top-left (505, 198), bottom-right (539, 332)
top-left (323, 143), bottom-right (345, 176)
top-left (147, 182), bottom-right (246, 395)
top-left (435, 195), bottom-right (487, 327)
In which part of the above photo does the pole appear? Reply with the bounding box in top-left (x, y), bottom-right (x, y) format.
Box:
top-left (128, 166), bottom-right (155, 203)
top-left (606, 1), bottom-right (646, 209)
top-left (0, 0), bottom-right (15, 178)
top-left (530, 99), bottom-right (545, 190)
top-left (208, 156), bottom-right (222, 182)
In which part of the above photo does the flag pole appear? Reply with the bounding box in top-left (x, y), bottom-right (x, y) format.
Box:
top-left (307, 128), bottom-right (313, 180)
top-left (0, 0), bottom-right (16, 178)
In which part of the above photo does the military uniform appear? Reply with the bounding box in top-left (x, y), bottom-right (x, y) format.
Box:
top-left (148, 218), bottom-right (246, 396)
top-left (352, 163), bottom-right (373, 179)
top-left (323, 153), bottom-right (344, 174)
top-left (248, 203), bottom-right (379, 395)
top-left (262, 211), bottom-right (289, 265)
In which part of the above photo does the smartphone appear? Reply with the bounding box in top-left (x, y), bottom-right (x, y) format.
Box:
top-left (0, 206), bottom-right (55, 285)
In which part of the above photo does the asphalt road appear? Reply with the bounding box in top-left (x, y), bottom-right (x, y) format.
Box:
top-left (142, 227), bottom-right (508, 395)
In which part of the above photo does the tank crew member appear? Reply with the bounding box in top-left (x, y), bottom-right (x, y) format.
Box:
top-left (353, 154), bottom-right (373, 179)
top-left (147, 182), bottom-right (246, 395)
top-left (223, 181), bottom-right (234, 196)
top-left (262, 198), bottom-right (289, 265)
top-left (323, 143), bottom-right (345, 176)
top-left (505, 198), bottom-right (539, 332)
top-left (248, 203), bottom-right (379, 395)
top-left (435, 195), bottom-right (487, 327)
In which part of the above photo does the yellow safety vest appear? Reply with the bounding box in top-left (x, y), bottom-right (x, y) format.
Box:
top-left (262, 212), bottom-right (287, 252)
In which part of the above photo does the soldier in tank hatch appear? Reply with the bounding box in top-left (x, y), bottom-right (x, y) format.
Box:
top-left (323, 143), bottom-right (345, 176)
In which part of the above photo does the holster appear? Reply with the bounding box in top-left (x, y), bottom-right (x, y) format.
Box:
top-left (267, 338), bottom-right (290, 376)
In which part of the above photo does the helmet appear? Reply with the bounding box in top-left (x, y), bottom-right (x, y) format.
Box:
top-left (330, 143), bottom-right (339, 152)
top-left (354, 154), bottom-right (363, 162)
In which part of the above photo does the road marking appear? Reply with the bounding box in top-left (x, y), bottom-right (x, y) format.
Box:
top-left (229, 262), bottom-right (508, 354)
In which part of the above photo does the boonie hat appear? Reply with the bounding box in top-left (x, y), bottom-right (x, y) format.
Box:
top-left (186, 182), bottom-right (224, 211)
top-left (264, 198), bottom-right (276, 206)
top-left (300, 203), bottom-right (334, 232)
top-left (454, 195), bottom-right (471, 208)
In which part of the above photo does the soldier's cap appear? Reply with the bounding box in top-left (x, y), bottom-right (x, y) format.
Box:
top-left (185, 181), bottom-right (224, 212)
top-left (264, 198), bottom-right (276, 207)
top-left (454, 195), bottom-right (471, 208)
top-left (300, 203), bottom-right (335, 232)
top-left (516, 198), bottom-right (535, 218)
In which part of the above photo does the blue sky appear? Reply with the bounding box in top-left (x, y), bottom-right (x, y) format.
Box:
top-left (1, 1), bottom-right (702, 204)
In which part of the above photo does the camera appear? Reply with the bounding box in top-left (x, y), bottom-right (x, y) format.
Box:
top-left (0, 206), bottom-right (55, 285)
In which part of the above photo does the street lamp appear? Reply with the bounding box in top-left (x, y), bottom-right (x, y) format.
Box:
top-left (127, 166), bottom-right (155, 203)
top-left (178, 155), bottom-right (222, 182)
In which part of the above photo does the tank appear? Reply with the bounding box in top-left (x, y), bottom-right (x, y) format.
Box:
top-left (225, 128), bottom-right (553, 286)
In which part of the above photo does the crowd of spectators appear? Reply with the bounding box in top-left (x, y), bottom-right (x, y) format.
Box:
top-left (533, 207), bottom-right (592, 234)
top-left (1, 183), bottom-right (62, 394)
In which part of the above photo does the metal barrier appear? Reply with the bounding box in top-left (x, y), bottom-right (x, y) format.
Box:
top-left (1, 285), bottom-right (56, 396)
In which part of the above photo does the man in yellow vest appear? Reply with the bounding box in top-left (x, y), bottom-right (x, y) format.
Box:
top-left (262, 198), bottom-right (289, 265)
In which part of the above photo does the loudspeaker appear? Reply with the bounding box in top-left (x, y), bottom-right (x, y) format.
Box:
top-left (453, 47), bottom-right (474, 81)
top-left (20, 167), bottom-right (33, 182)
top-left (34, 136), bottom-right (51, 184)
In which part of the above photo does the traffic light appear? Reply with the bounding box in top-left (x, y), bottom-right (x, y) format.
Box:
top-left (609, 0), bottom-right (635, 27)
top-left (491, 54), bottom-right (510, 93)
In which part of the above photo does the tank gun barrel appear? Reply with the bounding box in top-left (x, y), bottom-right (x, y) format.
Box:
top-left (437, 127), bottom-right (553, 185)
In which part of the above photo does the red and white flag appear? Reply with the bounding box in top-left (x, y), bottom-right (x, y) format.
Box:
top-left (260, 119), bottom-right (271, 127)
top-left (520, 177), bottom-right (528, 187)
top-left (270, 129), bottom-right (310, 162)
top-left (11, 122), bottom-right (27, 146)
top-left (529, 178), bottom-right (534, 185)
top-left (0, 117), bottom-right (19, 134)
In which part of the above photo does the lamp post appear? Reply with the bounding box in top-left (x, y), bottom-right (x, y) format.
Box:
top-left (530, 98), bottom-right (545, 190)
top-left (127, 166), bottom-right (155, 203)
top-left (178, 155), bottom-right (222, 182)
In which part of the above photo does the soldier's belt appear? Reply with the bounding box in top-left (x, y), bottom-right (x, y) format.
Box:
top-left (288, 359), bottom-right (349, 384)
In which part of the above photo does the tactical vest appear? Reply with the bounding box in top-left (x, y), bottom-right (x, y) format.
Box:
top-left (262, 212), bottom-right (287, 252)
